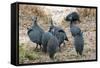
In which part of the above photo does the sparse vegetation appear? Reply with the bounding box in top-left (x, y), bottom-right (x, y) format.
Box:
top-left (19, 43), bottom-right (40, 64)
top-left (77, 8), bottom-right (96, 17)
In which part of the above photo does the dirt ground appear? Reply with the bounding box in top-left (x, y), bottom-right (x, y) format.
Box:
top-left (19, 5), bottom-right (96, 64)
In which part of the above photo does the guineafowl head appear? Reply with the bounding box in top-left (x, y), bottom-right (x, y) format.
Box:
top-left (32, 16), bottom-right (37, 21)
top-left (48, 19), bottom-right (54, 32)
top-left (31, 16), bottom-right (38, 26)
top-left (65, 12), bottom-right (81, 24)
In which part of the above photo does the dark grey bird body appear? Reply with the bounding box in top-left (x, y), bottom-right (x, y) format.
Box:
top-left (47, 36), bottom-right (59, 59)
top-left (27, 16), bottom-right (44, 49)
top-left (74, 32), bottom-right (84, 55)
top-left (48, 20), bottom-right (69, 48)
top-left (70, 23), bottom-right (84, 56)
top-left (70, 23), bottom-right (81, 37)
top-left (41, 32), bottom-right (53, 53)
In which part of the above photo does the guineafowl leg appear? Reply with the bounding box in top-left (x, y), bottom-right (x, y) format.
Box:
top-left (79, 52), bottom-right (83, 58)
top-left (76, 52), bottom-right (81, 58)
top-left (35, 44), bottom-right (38, 49)
top-left (39, 44), bottom-right (42, 50)
top-left (63, 42), bottom-right (66, 47)
top-left (77, 52), bottom-right (79, 57)
top-left (59, 45), bottom-right (61, 52)
top-left (75, 52), bottom-right (79, 58)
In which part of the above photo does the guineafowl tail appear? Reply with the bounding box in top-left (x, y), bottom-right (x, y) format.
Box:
top-left (79, 51), bottom-right (83, 56)
top-left (58, 30), bottom-right (69, 41)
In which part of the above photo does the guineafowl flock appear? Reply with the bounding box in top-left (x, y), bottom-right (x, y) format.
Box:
top-left (27, 12), bottom-right (84, 59)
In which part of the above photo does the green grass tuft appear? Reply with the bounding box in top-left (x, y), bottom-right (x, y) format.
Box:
top-left (19, 43), bottom-right (40, 64)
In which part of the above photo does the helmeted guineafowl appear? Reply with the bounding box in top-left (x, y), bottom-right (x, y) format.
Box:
top-left (27, 16), bottom-right (44, 49)
top-left (65, 12), bottom-right (84, 56)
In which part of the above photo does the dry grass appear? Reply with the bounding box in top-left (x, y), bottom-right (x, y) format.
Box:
top-left (77, 8), bottom-right (96, 17)
top-left (77, 8), bottom-right (96, 23)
